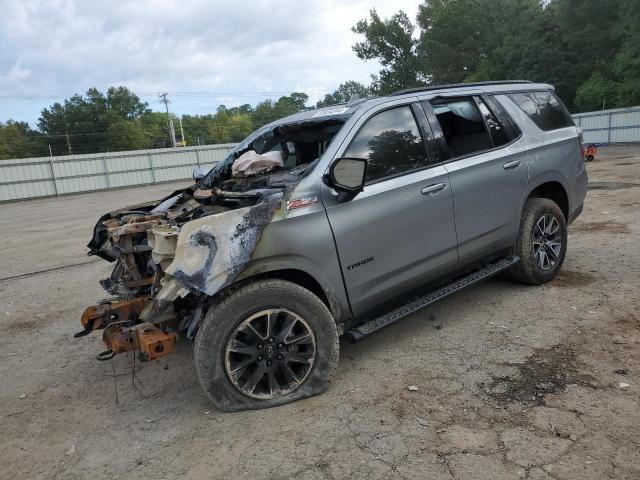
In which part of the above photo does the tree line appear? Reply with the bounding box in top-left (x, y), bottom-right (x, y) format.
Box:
top-left (0, 88), bottom-right (320, 159)
top-left (353, 0), bottom-right (639, 111)
top-left (1, 0), bottom-right (638, 160)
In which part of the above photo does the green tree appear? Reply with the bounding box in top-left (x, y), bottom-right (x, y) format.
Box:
top-left (104, 119), bottom-right (150, 152)
top-left (316, 81), bottom-right (371, 107)
top-left (352, 9), bottom-right (424, 94)
top-left (574, 73), bottom-right (619, 111)
top-left (37, 86), bottom-right (152, 154)
top-left (140, 112), bottom-right (172, 148)
top-left (181, 114), bottom-right (214, 146)
top-left (252, 93), bottom-right (310, 129)
top-left (351, 0), bottom-right (640, 111)
top-left (0, 121), bottom-right (47, 159)
top-left (611, 0), bottom-right (640, 107)
top-left (227, 112), bottom-right (253, 142)
top-left (417, 0), bottom-right (544, 84)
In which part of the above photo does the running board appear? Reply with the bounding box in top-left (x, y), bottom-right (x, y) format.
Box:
top-left (345, 256), bottom-right (520, 343)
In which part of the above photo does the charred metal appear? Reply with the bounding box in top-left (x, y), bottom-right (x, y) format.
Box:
top-left (79, 112), bottom-right (351, 361)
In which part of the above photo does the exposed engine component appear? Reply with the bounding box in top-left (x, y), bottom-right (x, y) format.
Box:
top-left (80, 117), bottom-right (347, 362)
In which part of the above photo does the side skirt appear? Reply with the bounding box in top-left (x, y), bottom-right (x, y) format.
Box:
top-left (345, 256), bottom-right (520, 343)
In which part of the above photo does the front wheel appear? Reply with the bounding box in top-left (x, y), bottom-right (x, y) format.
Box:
top-left (509, 198), bottom-right (567, 285)
top-left (194, 279), bottom-right (339, 411)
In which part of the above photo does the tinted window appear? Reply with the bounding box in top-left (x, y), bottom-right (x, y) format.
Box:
top-left (431, 99), bottom-right (492, 158)
top-left (476, 98), bottom-right (511, 147)
top-left (484, 95), bottom-right (520, 142)
top-left (509, 91), bottom-right (574, 131)
top-left (344, 106), bottom-right (429, 183)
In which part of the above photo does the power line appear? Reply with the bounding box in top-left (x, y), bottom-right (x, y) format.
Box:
top-left (3, 121), bottom-right (262, 139)
top-left (0, 88), bottom-right (331, 100)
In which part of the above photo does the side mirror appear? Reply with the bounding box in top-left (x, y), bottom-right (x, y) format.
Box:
top-left (193, 166), bottom-right (208, 181)
top-left (328, 158), bottom-right (367, 195)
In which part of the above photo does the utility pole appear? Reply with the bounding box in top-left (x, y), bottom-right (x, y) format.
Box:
top-left (65, 132), bottom-right (72, 155)
top-left (159, 92), bottom-right (177, 148)
top-left (179, 116), bottom-right (185, 146)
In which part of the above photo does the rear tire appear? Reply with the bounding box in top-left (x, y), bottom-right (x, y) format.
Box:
top-left (509, 198), bottom-right (567, 285)
top-left (194, 279), bottom-right (339, 411)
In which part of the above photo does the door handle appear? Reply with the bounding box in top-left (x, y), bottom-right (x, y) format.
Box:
top-left (421, 183), bottom-right (447, 195)
top-left (503, 160), bottom-right (521, 170)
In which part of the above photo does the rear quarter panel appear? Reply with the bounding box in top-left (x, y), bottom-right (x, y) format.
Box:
top-left (497, 94), bottom-right (587, 221)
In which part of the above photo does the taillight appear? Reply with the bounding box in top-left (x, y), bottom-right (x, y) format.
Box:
top-left (577, 127), bottom-right (585, 161)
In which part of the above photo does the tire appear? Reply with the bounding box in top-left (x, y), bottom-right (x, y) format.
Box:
top-left (586, 154), bottom-right (594, 162)
top-left (509, 198), bottom-right (567, 285)
top-left (194, 279), bottom-right (339, 411)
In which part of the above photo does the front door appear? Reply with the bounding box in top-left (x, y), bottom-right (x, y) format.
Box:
top-left (322, 102), bottom-right (459, 316)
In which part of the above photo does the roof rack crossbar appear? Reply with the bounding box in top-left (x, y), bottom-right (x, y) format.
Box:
top-left (390, 80), bottom-right (533, 96)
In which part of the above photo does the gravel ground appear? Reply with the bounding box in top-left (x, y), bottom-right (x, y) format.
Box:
top-left (1, 146), bottom-right (639, 480)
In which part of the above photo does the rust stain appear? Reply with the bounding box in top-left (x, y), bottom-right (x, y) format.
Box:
top-left (103, 322), bottom-right (177, 361)
top-left (80, 297), bottom-right (148, 331)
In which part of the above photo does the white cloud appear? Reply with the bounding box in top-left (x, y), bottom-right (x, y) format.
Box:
top-left (0, 0), bottom-right (420, 125)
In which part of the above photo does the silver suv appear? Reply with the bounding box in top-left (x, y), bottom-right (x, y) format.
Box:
top-left (80, 80), bottom-right (588, 410)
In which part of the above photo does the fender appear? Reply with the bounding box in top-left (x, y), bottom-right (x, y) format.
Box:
top-left (234, 254), bottom-right (349, 323)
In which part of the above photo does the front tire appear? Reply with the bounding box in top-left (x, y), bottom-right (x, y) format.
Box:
top-left (194, 279), bottom-right (339, 411)
top-left (509, 198), bottom-right (567, 285)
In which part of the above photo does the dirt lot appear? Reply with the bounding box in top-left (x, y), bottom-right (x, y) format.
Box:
top-left (1, 146), bottom-right (639, 480)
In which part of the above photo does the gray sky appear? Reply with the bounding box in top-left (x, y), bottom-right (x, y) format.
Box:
top-left (0, 0), bottom-right (419, 127)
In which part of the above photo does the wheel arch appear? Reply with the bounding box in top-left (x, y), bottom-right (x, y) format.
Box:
top-left (525, 179), bottom-right (569, 221)
top-left (231, 258), bottom-right (347, 323)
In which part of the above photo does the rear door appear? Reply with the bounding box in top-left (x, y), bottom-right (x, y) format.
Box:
top-left (421, 95), bottom-right (528, 265)
top-left (322, 100), bottom-right (459, 316)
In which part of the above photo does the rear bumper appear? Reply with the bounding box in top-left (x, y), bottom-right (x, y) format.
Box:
top-left (567, 160), bottom-right (588, 225)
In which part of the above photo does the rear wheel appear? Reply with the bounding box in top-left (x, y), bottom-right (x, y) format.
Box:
top-left (194, 279), bottom-right (339, 411)
top-left (510, 198), bottom-right (567, 285)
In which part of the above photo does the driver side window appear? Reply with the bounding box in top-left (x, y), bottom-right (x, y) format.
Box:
top-left (343, 106), bottom-right (430, 184)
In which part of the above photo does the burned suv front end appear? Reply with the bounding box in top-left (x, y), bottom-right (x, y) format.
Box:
top-left (76, 109), bottom-right (351, 362)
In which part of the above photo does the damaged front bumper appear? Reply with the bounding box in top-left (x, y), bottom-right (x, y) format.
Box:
top-left (78, 188), bottom-right (282, 362)
top-left (76, 296), bottom-right (178, 361)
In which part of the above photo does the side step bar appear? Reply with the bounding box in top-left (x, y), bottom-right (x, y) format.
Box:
top-left (345, 256), bottom-right (520, 343)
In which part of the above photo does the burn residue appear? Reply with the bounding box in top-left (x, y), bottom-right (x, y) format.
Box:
top-left (172, 230), bottom-right (218, 288)
top-left (166, 196), bottom-right (282, 296)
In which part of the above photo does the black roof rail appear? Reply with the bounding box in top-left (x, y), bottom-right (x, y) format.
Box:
top-left (390, 80), bottom-right (533, 96)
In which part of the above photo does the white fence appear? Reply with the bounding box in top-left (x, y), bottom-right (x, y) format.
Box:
top-left (0, 144), bottom-right (236, 202)
top-left (573, 105), bottom-right (640, 144)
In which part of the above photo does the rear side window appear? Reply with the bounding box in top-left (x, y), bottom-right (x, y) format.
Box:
top-left (430, 98), bottom-right (492, 158)
top-left (508, 91), bottom-right (574, 131)
top-left (344, 105), bottom-right (430, 183)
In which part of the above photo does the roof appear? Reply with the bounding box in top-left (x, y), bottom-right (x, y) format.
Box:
top-left (267, 80), bottom-right (553, 129)
top-left (390, 80), bottom-right (535, 96)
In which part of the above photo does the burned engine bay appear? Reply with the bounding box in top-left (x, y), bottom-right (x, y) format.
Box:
top-left (77, 116), bottom-right (348, 361)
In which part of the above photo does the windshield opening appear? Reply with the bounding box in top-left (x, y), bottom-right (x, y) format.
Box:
top-left (202, 119), bottom-right (346, 187)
